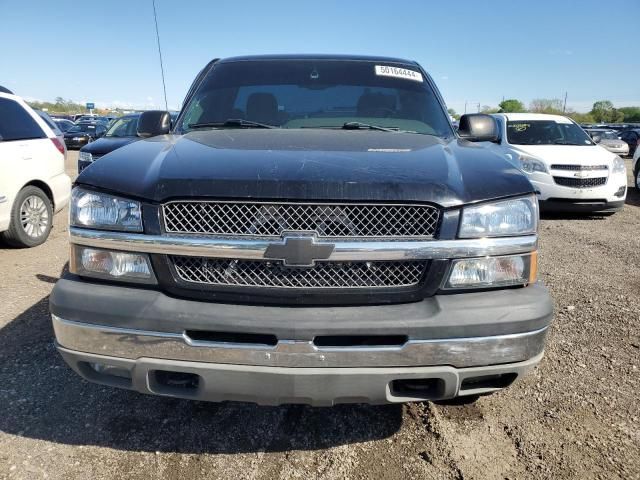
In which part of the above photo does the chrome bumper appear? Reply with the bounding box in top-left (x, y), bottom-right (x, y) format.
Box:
top-left (52, 314), bottom-right (547, 369)
top-left (69, 226), bottom-right (538, 261)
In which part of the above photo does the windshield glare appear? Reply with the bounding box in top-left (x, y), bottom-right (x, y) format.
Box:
top-left (106, 116), bottom-right (138, 137)
top-left (507, 120), bottom-right (594, 146)
top-left (180, 60), bottom-right (452, 136)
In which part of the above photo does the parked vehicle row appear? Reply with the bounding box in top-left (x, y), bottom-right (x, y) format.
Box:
top-left (585, 128), bottom-right (629, 156)
top-left (581, 122), bottom-right (640, 157)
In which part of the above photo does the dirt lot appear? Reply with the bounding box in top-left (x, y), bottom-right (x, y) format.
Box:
top-left (0, 151), bottom-right (638, 480)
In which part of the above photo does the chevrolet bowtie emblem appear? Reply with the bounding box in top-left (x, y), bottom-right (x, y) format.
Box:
top-left (263, 233), bottom-right (335, 267)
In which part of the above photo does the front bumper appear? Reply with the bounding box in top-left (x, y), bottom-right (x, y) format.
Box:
top-left (57, 345), bottom-right (544, 406)
top-left (51, 276), bottom-right (553, 405)
top-left (529, 172), bottom-right (627, 212)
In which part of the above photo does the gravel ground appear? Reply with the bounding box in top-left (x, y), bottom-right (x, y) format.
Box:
top-left (0, 152), bottom-right (638, 479)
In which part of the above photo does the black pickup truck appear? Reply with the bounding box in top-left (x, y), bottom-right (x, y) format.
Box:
top-left (50, 55), bottom-right (553, 406)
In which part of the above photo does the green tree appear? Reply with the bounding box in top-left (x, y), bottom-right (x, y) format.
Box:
top-left (618, 107), bottom-right (640, 122)
top-left (566, 110), bottom-right (595, 124)
top-left (498, 99), bottom-right (525, 113)
top-left (480, 105), bottom-right (499, 114)
top-left (591, 100), bottom-right (614, 122)
top-left (447, 108), bottom-right (459, 120)
top-left (529, 98), bottom-right (563, 114)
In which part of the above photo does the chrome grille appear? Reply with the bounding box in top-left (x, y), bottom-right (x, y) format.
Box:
top-left (553, 176), bottom-right (607, 188)
top-left (162, 201), bottom-right (440, 238)
top-left (171, 256), bottom-right (428, 289)
top-left (550, 164), bottom-right (608, 171)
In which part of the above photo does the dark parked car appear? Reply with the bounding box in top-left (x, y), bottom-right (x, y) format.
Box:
top-left (619, 128), bottom-right (640, 157)
top-left (63, 122), bottom-right (106, 149)
top-left (78, 114), bottom-right (141, 172)
top-left (53, 118), bottom-right (75, 132)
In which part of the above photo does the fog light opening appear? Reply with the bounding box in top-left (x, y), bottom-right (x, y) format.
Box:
top-left (391, 378), bottom-right (445, 399)
top-left (460, 373), bottom-right (517, 391)
top-left (150, 370), bottom-right (201, 396)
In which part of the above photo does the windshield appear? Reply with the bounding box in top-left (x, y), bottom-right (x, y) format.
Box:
top-left (68, 124), bottom-right (96, 133)
top-left (105, 116), bottom-right (138, 137)
top-left (588, 130), bottom-right (618, 140)
top-left (507, 119), bottom-right (594, 146)
top-left (179, 60), bottom-right (453, 136)
top-left (54, 120), bottom-right (74, 132)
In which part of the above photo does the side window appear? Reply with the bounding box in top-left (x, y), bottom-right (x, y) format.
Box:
top-left (0, 98), bottom-right (46, 142)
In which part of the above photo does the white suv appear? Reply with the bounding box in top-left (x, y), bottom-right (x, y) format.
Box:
top-left (487, 113), bottom-right (627, 213)
top-left (0, 90), bottom-right (71, 247)
top-left (632, 146), bottom-right (640, 189)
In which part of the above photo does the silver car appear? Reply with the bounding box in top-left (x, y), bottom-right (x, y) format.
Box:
top-left (586, 129), bottom-right (629, 156)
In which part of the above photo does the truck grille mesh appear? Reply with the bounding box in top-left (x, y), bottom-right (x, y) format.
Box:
top-left (162, 201), bottom-right (440, 238)
top-left (553, 176), bottom-right (607, 188)
top-left (171, 256), bottom-right (428, 289)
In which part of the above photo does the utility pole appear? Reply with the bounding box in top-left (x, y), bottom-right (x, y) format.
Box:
top-left (562, 92), bottom-right (568, 113)
top-left (464, 101), bottom-right (467, 114)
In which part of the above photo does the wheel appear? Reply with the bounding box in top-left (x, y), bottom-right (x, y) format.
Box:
top-left (1, 186), bottom-right (53, 248)
top-left (636, 166), bottom-right (640, 190)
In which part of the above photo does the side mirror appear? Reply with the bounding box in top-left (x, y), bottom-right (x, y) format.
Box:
top-left (592, 135), bottom-right (601, 144)
top-left (458, 114), bottom-right (499, 143)
top-left (137, 110), bottom-right (171, 138)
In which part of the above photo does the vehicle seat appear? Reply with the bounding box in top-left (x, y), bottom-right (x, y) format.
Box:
top-left (246, 93), bottom-right (279, 125)
top-left (357, 92), bottom-right (396, 117)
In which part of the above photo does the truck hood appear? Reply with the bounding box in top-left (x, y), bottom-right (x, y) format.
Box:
top-left (512, 144), bottom-right (617, 166)
top-left (77, 129), bottom-right (533, 207)
top-left (80, 136), bottom-right (140, 156)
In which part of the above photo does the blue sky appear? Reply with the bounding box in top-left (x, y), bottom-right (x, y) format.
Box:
top-left (2, 0), bottom-right (638, 113)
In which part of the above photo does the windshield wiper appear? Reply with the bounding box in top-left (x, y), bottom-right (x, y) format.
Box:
top-left (188, 119), bottom-right (277, 130)
top-left (341, 121), bottom-right (398, 132)
top-left (553, 140), bottom-right (584, 145)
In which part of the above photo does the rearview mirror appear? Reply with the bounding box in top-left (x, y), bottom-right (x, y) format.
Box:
top-left (137, 110), bottom-right (171, 138)
top-left (458, 114), bottom-right (499, 143)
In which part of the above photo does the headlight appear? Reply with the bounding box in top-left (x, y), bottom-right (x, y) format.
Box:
top-left (459, 195), bottom-right (538, 238)
top-left (445, 252), bottom-right (537, 289)
top-left (612, 156), bottom-right (626, 174)
top-left (79, 151), bottom-right (93, 163)
top-left (519, 155), bottom-right (548, 174)
top-left (70, 188), bottom-right (143, 231)
top-left (70, 245), bottom-right (156, 284)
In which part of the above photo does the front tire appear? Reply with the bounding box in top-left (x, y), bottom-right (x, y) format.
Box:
top-left (1, 186), bottom-right (53, 248)
top-left (635, 166), bottom-right (640, 190)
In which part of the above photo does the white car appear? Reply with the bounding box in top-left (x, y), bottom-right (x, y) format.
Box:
top-left (633, 146), bottom-right (640, 189)
top-left (0, 90), bottom-right (71, 247)
top-left (487, 113), bottom-right (627, 213)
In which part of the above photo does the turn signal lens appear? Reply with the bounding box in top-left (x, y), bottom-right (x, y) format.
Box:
top-left (445, 253), bottom-right (536, 289)
top-left (70, 245), bottom-right (156, 284)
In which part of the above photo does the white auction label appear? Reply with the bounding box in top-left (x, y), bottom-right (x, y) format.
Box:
top-left (375, 65), bottom-right (423, 82)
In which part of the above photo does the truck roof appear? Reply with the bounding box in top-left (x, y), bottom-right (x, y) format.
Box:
top-left (217, 53), bottom-right (418, 66)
